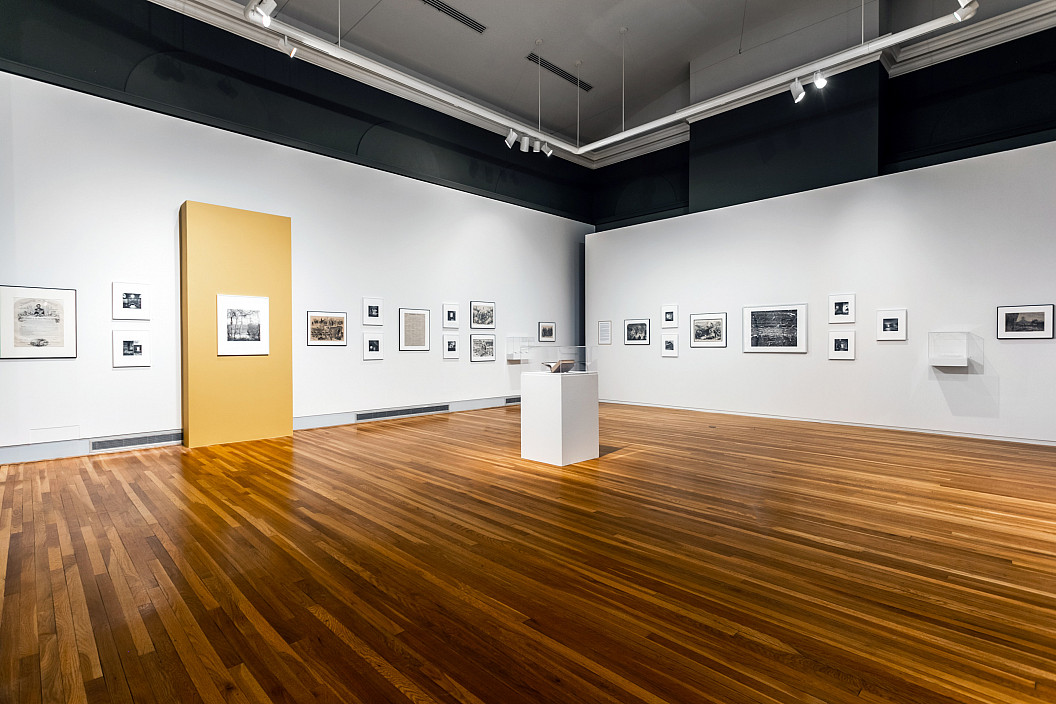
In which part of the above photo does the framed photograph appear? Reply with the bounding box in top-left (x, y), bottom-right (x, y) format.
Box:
top-left (876, 309), bottom-right (907, 341)
top-left (217, 294), bottom-right (269, 356)
top-left (624, 318), bottom-right (650, 345)
top-left (829, 294), bottom-right (856, 324)
top-left (689, 312), bottom-right (727, 348)
top-left (661, 305), bottom-right (678, 329)
top-left (661, 333), bottom-right (678, 357)
top-left (399, 308), bottom-right (430, 351)
top-left (307, 311), bottom-right (347, 346)
top-left (743, 304), bottom-right (807, 353)
top-left (112, 282), bottom-right (150, 320)
top-left (362, 297), bottom-right (383, 326)
top-left (469, 300), bottom-right (495, 329)
top-left (363, 332), bottom-right (383, 360)
top-left (538, 322), bottom-right (556, 342)
top-left (829, 331), bottom-right (856, 360)
top-left (0, 285), bottom-right (78, 359)
top-left (442, 303), bottom-right (459, 329)
top-left (112, 330), bottom-right (151, 367)
top-left (443, 334), bottom-right (459, 359)
top-left (470, 334), bottom-right (496, 362)
top-left (997, 304), bottom-right (1053, 339)
top-left (598, 320), bottom-right (612, 345)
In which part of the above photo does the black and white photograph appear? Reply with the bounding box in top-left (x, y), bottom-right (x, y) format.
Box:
top-left (399, 308), bottom-right (431, 351)
top-left (828, 294), bottom-right (856, 324)
top-left (538, 322), bottom-right (556, 342)
top-left (469, 300), bottom-right (495, 329)
top-left (362, 297), bottom-right (383, 326)
top-left (661, 305), bottom-right (678, 329)
top-left (443, 334), bottom-right (459, 359)
top-left (363, 332), bottom-right (384, 360)
top-left (112, 329), bottom-right (151, 367)
top-left (661, 333), bottom-right (678, 357)
top-left (876, 308), bottom-right (908, 341)
top-left (689, 312), bottom-right (727, 348)
top-left (217, 294), bottom-right (269, 356)
top-left (598, 320), bottom-right (612, 345)
top-left (112, 282), bottom-right (151, 320)
top-left (307, 311), bottom-right (347, 346)
top-left (470, 333), bottom-right (496, 361)
top-left (997, 304), bottom-right (1054, 339)
top-left (442, 303), bottom-right (459, 329)
top-left (829, 330), bottom-right (856, 360)
top-left (743, 304), bottom-right (807, 353)
top-left (624, 318), bottom-right (650, 345)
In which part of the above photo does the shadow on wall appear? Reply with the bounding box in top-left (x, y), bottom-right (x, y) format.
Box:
top-left (929, 334), bottom-right (999, 418)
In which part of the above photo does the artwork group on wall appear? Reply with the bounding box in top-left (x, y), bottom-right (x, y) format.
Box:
top-left (443, 303), bottom-right (459, 329)
top-left (363, 332), bottom-right (383, 360)
top-left (829, 331), bottom-right (856, 360)
top-left (112, 282), bottom-right (151, 320)
top-left (689, 312), bottom-right (727, 348)
top-left (624, 318), bottom-right (650, 345)
top-left (997, 304), bottom-right (1053, 339)
top-left (470, 300), bottom-right (495, 329)
top-left (0, 285), bottom-right (79, 359)
top-left (876, 308), bottom-right (907, 341)
top-left (829, 294), bottom-right (855, 324)
top-left (661, 334), bottom-right (678, 357)
top-left (217, 294), bottom-right (269, 356)
top-left (112, 330), bottom-right (151, 367)
top-left (399, 308), bottom-right (430, 351)
top-left (470, 333), bottom-right (496, 361)
top-left (661, 305), bottom-right (678, 329)
top-left (443, 334), bottom-right (459, 359)
top-left (743, 304), bottom-right (807, 353)
top-left (538, 322), bottom-right (556, 342)
top-left (307, 311), bottom-right (347, 346)
top-left (363, 297), bottom-right (383, 326)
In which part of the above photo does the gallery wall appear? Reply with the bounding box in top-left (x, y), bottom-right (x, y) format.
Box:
top-left (0, 72), bottom-right (591, 457)
top-left (587, 139), bottom-right (1056, 445)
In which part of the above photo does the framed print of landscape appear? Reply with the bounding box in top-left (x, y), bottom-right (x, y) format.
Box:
top-left (690, 312), bottom-right (727, 348)
top-left (217, 294), bottom-right (269, 356)
top-left (997, 304), bottom-right (1053, 339)
top-left (470, 334), bottom-right (496, 361)
top-left (743, 304), bottom-right (807, 353)
top-left (470, 300), bottom-right (495, 329)
top-left (876, 309), bottom-right (907, 341)
top-left (624, 318), bottom-right (650, 345)
top-left (307, 311), bottom-right (347, 346)
top-left (0, 285), bottom-right (78, 359)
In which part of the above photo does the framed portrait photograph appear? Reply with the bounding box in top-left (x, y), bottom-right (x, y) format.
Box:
top-left (0, 285), bottom-right (78, 359)
top-left (661, 305), bottom-right (678, 329)
top-left (399, 308), bottom-right (430, 351)
top-left (470, 333), bottom-right (496, 362)
top-left (112, 330), bottom-right (151, 367)
top-left (307, 311), bottom-right (347, 346)
top-left (442, 303), bottom-right (459, 329)
top-left (112, 282), bottom-right (150, 320)
top-left (598, 320), bottom-right (612, 345)
top-left (743, 304), bottom-right (807, 353)
top-left (362, 297), bottom-right (383, 326)
top-left (217, 294), bottom-right (269, 356)
top-left (469, 300), bottom-right (495, 329)
top-left (363, 332), bottom-right (383, 360)
top-left (624, 318), bottom-right (650, 345)
top-left (876, 309), bottom-right (907, 341)
top-left (997, 304), bottom-right (1053, 339)
top-left (829, 331), bottom-right (856, 360)
top-left (538, 322), bottom-right (556, 342)
top-left (828, 294), bottom-right (855, 324)
top-left (443, 334), bottom-right (459, 359)
top-left (689, 312), bottom-right (727, 348)
top-left (661, 333), bottom-right (678, 357)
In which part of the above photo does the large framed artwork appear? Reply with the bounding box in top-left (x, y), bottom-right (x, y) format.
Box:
top-left (876, 309), bottom-right (907, 341)
top-left (307, 311), bottom-right (347, 346)
top-left (829, 331), bottom-right (855, 360)
top-left (661, 305), bottom-right (678, 329)
top-left (399, 308), bottom-right (430, 351)
top-left (538, 322), bottom-right (556, 342)
top-left (363, 332), bottom-right (384, 360)
top-left (624, 318), bottom-right (650, 345)
top-left (470, 300), bottom-right (495, 329)
top-left (470, 334), bottom-right (496, 361)
top-left (828, 294), bottom-right (855, 324)
top-left (689, 312), bottom-right (727, 348)
top-left (442, 303), bottom-right (459, 329)
top-left (0, 285), bottom-right (78, 359)
top-left (743, 304), bottom-right (807, 353)
top-left (997, 304), bottom-right (1053, 339)
top-left (112, 330), bottom-right (151, 367)
top-left (112, 282), bottom-right (151, 320)
top-left (217, 294), bottom-right (269, 356)
top-left (363, 297), bottom-right (383, 326)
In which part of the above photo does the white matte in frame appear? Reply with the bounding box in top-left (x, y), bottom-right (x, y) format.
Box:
top-left (661, 333), bottom-right (678, 357)
top-left (363, 332), bottom-right (384, 360)
top-left (217, 294), bottom-right (269, 356)
top-left (442, 303), bottom-right (459, 329)
top-left (828, 293), bottom-right (856, 324)
top-left (362, 297), bottom-right (383, 326)
top-left (112, 282), bottom-right (150, 320)
top-left (661, 305), bottom-right (678, 328)
top-left (443, 334), bottom-right (459, 359)
top-left (689, 312), bottom-right (727, 348)
top-left (112, 329), bottom-right (151, 367)
top-left (0, 285), bottom-right (78, 359)
top-left (828, 330), bottom-right (856, 360)
top-left (876, 309), bottom-right (907, 341)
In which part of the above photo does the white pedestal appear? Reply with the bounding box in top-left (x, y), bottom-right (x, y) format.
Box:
top-left (520, 372), bottom-right (599, 466)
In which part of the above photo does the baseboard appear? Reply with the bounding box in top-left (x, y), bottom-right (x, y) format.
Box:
top-left (0, 430), bottom-right (185, 465)
top-left (293, 395), bottom-right (518, 430)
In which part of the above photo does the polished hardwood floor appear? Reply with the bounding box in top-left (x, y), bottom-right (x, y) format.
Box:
top-left (2, 404), bottom-right (1056, 704)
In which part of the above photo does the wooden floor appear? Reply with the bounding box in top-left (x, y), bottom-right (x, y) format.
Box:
top-left (2, 405), bottom-right (1056, 704)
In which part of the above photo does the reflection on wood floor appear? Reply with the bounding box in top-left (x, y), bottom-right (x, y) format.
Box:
top-left (2, 403), bottom-right (1055, 703)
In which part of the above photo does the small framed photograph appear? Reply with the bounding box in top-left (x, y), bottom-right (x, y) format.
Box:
top-left (217, 294), bottom-right (269, 356)
top-left (661, 334), bottom-right (678, 357)
top-left (661, 305), bottom-right (678, 329)
top-left (690, 312), bottom-right (727, 348)
top-left (469, 300), bottom-right (495, 329)
top-left (624, 318), bottom-right (650, 345)
top-left (112, 282), bottom-right (150, 320)
top-left (112, 330), bottom-right (151, 367)
top-left (743, 304), bottom-right (807, 353)
top-left (829, 331), bottom-right (856, 360)
top-left (470, 334), bottom-right (496, 361)
top-left (829, 294), bottom-right (855, 324)
top-left (876, 309), bottom-right (907, 341)
top-left (598, 320), bottom-right (612, 345)
top-left (443, 334), bottom-right (459, 359)
top-left (997, 304), bottom-right (1053, 339)
top-left (307, 311), bottom-right (347, 346)
top-left (399, 308), bottom-right (430, 351)
top-left (0, 285), bottom-right (78, 359)
top-left (538, 322), bottom-right (556, 342)
top-left (363, 332), bottom-right (383, 360)
top-left (442, 303), bottom-right (459, 329)
top-left (363, 297), bottom-right (383, 326)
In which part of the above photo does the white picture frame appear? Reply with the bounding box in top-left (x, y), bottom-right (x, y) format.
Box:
top-left (689, 312), bottom-right (727, 348)
top-left (0, 285), bottom-right (78, 359)
top-left (442, 303), bottom-right (459, 329)
top-left (443, 334), bottom-right (459, 359)
top-left (470, 333), bottom-right (496, 361)
top-left (661, 305), bottom-right (678, 329)
top-left (876, 309), bottom-right (908, 341)
top-left (997, 304), bottom-right (1053, 339)
top-left (829, 293), bottom-right (856, 324)
top-left (538, 322), bottom-right (556, 342)
top-left (112, 282), bottom-right (151, 320)
top-left (624, 318), bottom-right (650, 345)
top-left (362, 297), bottom-right (383, 326)
top-left (829, 330), bottom-right (856, 360)
top-left (598, 320), bottom-right (612, 345)
top-left (743, 304), bottom-right (807, 353)
top-left (307, 311), bottom-right (347, 346)
top-left (112, 330), bottom-right (151, 367)
top-left (399, 308), bottom-right (430, 351)
top-left (363, 332), bottom-right (383, 360)
top-left (217, 294), bottom-right (269, 356)
top-left (661, 333), bottom-right (678, 357)
top-left (469, 300), bottom-right (495, 329)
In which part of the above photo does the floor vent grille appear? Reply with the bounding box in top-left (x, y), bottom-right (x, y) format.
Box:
top-left (527, 53), bottom-right (593, 92)
top-left (91, 432), bottom-right (183, 452)
top-left (357, 405), bottom-right (450, 422)
top-left (420, 0), bottom-right (486, 33)
top-left (505, 396), bottom-right (521, 404)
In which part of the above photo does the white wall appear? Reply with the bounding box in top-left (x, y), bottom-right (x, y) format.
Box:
top-left (0, 72), bottom-right (591, 450)
top-left (587, 140), bottom-right (1056, 444)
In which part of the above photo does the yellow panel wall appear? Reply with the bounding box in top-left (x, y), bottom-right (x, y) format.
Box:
top-left (180, 201), bottom-right (292, 448)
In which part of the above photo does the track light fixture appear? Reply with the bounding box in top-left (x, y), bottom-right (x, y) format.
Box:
top-left (542, 143), bottom-right (553, 158)
top-left (504, 128), bottom-right (519, 149)
top-left (533, 139), bottom-right (542, 153)
top-left (813, 70), bottom-right (827, 89)
top-left (279, 36), bottom-right (297, 58)
top-left (790, 77), bottom-right (806, 103)
top-left (954, 0), bottom-right (979, 21)
top-left (519, 135), bottom-right (531, 152)
top-left (244, 0), bottom-right (277, 27)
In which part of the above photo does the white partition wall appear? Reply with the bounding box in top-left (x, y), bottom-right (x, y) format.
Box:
top-left (587, 140), bottom-right (1056, 445)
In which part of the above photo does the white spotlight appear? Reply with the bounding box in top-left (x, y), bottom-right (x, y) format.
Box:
top-left (533, 139), bottom-right (541, 153)
top-left (279, 36), bottom-right (297, 58)
top-left (519, 135), bottom-right (531, 152)
top-left (243, 0), bottom-right (276, 27)
top-left (505, 128), bottom-right (518, 149)
top-left (790, 77), bottom-right (806, 103)
top-left (541, 143), bottom-right (553, 158)
top-left (954, 0), bottom-right (978, 21)
top-left (813, 71), bottom-right (827, 89)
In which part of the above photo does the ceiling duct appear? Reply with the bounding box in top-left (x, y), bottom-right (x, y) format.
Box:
top-left (527, 53), bottom-right (593, 92)
top-left (419, 0), bottom-right (486, 33)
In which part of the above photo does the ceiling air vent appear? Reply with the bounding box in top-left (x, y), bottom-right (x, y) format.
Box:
top-left (527, 53), bottom-right (593, 92)
top-left (419, 0), bottom-right (486, 33)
